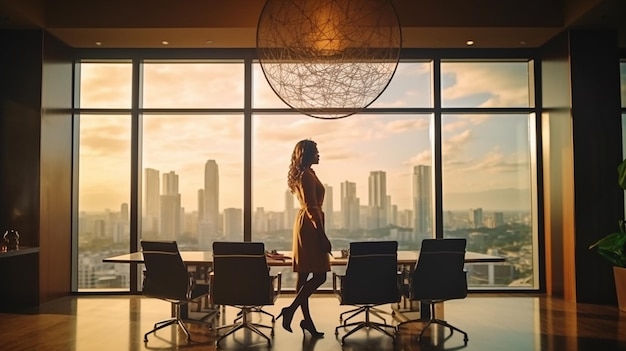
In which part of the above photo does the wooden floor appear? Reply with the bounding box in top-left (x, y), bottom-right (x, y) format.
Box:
top-left (1, 293), bottom-right (625, 351)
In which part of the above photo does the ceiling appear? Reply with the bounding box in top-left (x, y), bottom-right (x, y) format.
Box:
top-left (0, 0), bottom-right (624, 49)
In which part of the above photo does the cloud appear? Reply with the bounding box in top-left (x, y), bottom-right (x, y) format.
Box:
top-left (80, 63), bottom-right (132, 107)
top-left (406, 149), bottom-right (432, 165)
top-left (384, 118), bottom-right (428, 133)
top-left (442, 62), bottom-right (529, 108)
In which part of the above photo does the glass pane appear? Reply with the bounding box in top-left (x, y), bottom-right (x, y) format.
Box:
top-left (77, 114), bottom-right (131, 291)
top-left (141, 114), bottom-right (244, 250)
top-left (253, 113), bottom-right (432, 289)
top-left (143, 62), bottom-right (244, 108)
top-left (441, 113), bottom-right (535, 288)
top-left (619, 62), bottom-right (626, 108)
top-left (253, 63), bottom-right (290, 108)
top-left (79, 62), bottom-right (132, 108)
top-left (441, 61), bottom-right (530, 108)
top-left (370, 61), bottom-right (432, 108)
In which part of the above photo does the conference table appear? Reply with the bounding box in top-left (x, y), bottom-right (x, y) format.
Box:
top-left (103, 249), bottom-right (505, 266)
top-left (104, 249), bottom-right (506, 320)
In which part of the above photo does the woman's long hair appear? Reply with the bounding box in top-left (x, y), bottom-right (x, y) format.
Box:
top-left (287, 139), bottom-right (317, 193)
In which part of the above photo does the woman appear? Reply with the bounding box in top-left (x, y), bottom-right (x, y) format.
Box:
top-left (277, 139), bottom-right (331, 338)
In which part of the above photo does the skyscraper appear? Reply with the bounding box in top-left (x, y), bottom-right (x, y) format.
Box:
top-left (144, 168), bottom-right (160, 233)
top-left (470, 208), bottom-right (484, 228)
top-left (368, 171), bottom-right (387, 229)
top-left (323, 184), bottom-right (333, 229)
top-left (160, 171), bottom-right (181, 240)
top-left (223, 208), bottom-right (242, 241)
top-left (197, 189), bottom-right (204, 221)
top-left (203, 159), bottom-right (219, 233)
top-left (413, 165), bottom-right (432, 241)
top-left (284, 189), bottom-right (295, 230)
top-left (341, 181), bottom-right (360, 231)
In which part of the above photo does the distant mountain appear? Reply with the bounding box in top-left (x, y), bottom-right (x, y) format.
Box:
top-left (444, 188), bottom-right (530, 211)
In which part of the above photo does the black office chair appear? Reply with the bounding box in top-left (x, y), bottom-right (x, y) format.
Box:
top-left (140, 240), bottom-right (215, 343)
top-left (332, 241), bottom-right (401, 345)
top-left (397, 238), bottom-right (469, 343)
top-left (211, 241), bottom-right (282, 348)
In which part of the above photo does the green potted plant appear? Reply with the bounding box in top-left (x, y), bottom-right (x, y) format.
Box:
top-left (589, 158), bottom-right (626, 312)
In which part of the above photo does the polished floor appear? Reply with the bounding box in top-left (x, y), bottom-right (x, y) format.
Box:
top-left (1, 293), bottom-right (625, 351)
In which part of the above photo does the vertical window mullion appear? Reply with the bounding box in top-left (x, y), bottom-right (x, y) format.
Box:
top-left (244, 57), bottom-right (253, 242)
top-left (130, 58), bottom-right (142, 293)
top-left (432, 58), bottom-right (444, 239)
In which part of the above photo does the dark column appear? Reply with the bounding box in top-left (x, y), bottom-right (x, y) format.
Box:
top-left (569, 29), bottom-right (622, 305)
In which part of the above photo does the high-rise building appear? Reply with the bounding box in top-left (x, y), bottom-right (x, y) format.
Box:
top-left (470, 208), bottom-right (484, 228)
top-left (413, 165), bottom-right (432, 241)
top-left (223, 208), bottom-right (242, 241)
top-left (197, 189), bottom-right (204, 221)
top-left (494, 212), bottom-right (505, 227)
top-left (341, 181), bottom-right (360, 231)
top-left (203, 159), bottom-right (219, 234)
top-left (144, 168), bottom-right (160, 233)
top-left (160, 171), bottom-right (181, 240)
top-left (254, 207), bottom-right (266, 234)
top-left (368, 171), bottom-right (387, 229)
top-left (323, 184), bottom-right (333, 229)
top-left (284, 189), bottom-right (295, 230)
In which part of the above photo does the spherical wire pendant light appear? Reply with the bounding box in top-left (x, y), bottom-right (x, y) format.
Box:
top-left (256, 0), bottom-right (402, 119)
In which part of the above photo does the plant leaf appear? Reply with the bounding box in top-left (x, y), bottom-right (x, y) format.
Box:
top-left (618, 159), bottom-right (626, 190)
top-left (589, 232), bottom-right (626, 267)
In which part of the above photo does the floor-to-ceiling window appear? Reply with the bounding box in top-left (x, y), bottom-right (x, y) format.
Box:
top-left (74, 52), bottom-right (540, 292)
top-left (440, 61), bottom-right (539, 287)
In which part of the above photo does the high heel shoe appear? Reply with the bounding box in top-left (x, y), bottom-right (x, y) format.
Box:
top-left (277, 307), bottom-right (294, 333)
top-left (300, 319), bottom-right (324, 338)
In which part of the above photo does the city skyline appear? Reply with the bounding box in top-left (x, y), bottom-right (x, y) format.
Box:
top-left (97, 161), bottom-right (529, 242)
top-left (78, 61), bottom-right (533, 214)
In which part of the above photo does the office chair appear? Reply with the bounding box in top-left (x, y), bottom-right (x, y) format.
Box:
top-left (397, 238), bottom-right (469, 343)
top-left (332, 241), bottom-right (401, 345)
top-left (211, 241), bottom-right (282, 348)
top-left (140, 240), bottom-right (215, 343)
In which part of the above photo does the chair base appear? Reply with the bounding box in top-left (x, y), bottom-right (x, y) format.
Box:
top-left (398, 317), bottom-right (468, 343)
top-left (215, 307), bottom-right (273, 348)
top-left (340, 305), bottom-right (392, 325)
top-left (143, 314), bottom-right (215, 343)
top-left (334, 306), bottom-right (397, 345)
top-left (234, 306), bottom-right (275, 323)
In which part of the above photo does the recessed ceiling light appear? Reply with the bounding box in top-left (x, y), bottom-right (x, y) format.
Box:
top-left (205, 40), bottom-right (213, 44)
top-left (466, 40), bottom-right (474, 46)
top-left (520, 40), bottom-right (527, 45)
top-left (95, 41), bottom-right (102, 46)
top-left (161, 41), bottom-right (169, 45)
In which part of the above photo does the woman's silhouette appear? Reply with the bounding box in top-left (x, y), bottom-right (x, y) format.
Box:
top-left (277, 139), bottom-right (330, 338)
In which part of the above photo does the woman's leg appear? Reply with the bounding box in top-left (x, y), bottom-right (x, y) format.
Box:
top-left (297, 272), bottom-right (326, 322)
top-left (279, 272), bottom-right (327, 331)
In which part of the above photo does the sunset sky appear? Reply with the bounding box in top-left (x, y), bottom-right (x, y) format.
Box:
top-left (77, 60), bottom-right (535, 213)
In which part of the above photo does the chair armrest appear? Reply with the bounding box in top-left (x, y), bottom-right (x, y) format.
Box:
top-left (332, 272), bottom-right (344, 295)
top-left (397, 270), bottom-right (410, 298)
top-left (271, 272), bottom-right (282, 295)
top-left (186, 271), bottom-right (195, 299)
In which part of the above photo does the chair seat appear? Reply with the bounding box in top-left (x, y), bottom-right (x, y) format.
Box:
top-left (332, 241), bottom-right (400, 345)
top-left (211, 241), bottom-right (282, 348)
top-left (397, 238), bottom-right (469, 345)
top-left (140, 240), bottom-right (216, 344)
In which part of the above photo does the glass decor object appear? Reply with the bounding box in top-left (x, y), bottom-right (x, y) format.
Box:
top-left (3, 229), bottom-right (20, 251)
top-left (257, 0), bottom-right (402, 119)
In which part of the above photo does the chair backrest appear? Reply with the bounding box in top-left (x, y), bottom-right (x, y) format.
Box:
top-left (412, 238), bottom-right (467, 301)
top-left (141, 240), bottom-right (189, 300)
top-left (342, 241), bottom-right (400, 304)
top-left (212, 241), bottom-right (273, 306)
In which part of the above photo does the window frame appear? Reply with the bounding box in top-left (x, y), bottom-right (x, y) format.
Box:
top-left (72, 48), bottom-right (543, 294)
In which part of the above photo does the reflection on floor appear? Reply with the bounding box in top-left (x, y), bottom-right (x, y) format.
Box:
top-left (1, 293), bottom-right (625, 351)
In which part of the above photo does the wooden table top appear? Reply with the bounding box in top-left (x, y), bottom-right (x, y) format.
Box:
top-left (104, 249), bottom-right (505, 266)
